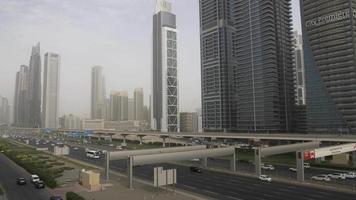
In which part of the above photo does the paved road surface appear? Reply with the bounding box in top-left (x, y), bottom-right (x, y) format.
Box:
top-left (19, 137), bottom-right (356, 200)
top-left (0, 153), bottom-right (51, 200)
top-left (67, 146), bottom-right (356, 200)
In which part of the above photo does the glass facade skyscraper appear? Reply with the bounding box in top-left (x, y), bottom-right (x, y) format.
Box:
top-left (301, 0), bottom-right (356, 133)
top-left (43, 53), bottom-right (61, 129)
top-left (152, 0), bottom-right (179, 132)
top-left (200, 0), bottom-right (294, 132)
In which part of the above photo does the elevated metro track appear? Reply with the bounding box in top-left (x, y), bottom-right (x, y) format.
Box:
top-left (7, 127), bottom-right (356, 142)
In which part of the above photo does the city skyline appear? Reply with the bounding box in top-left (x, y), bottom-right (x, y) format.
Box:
top-left (0, 0), bottom-right (302, 117)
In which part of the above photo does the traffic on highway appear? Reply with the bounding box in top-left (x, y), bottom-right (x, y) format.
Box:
top-left (3, 132), bottom-right (356, 200)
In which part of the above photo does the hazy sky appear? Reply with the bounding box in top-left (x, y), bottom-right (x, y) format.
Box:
top-left (0, 0), bottom-right (302, 117)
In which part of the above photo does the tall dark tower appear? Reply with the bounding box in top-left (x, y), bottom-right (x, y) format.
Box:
top-left (301, 0), bottom-right (356, 133)
top-left (152, 0), bottom-right (179, 132)
top-left (200, 0), bottom-right (294, 133)
top-left (28, 42), bottom-right (42, 128)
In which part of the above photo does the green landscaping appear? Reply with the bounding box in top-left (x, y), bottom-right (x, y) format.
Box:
top-left (0, 139), bottom-right (75, 188)
top-left (66, 192), bottom-right (85, 200)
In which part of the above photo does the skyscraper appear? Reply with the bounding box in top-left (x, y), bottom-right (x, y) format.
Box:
top-left (152, 0), bottom-right (179, 132)
top-left (134, 88), bottom-right (144, 120)
top-left (91, 66), bottom-right (106, 119)
top-left (28, 42), bottom-right (42, 128)
top-left (110, 91), bottom-right (128, 121)
top-left (301, 0), bottom-right (356, 133)
top-left (0, 96), bottom-right (10, 126)
top-left (43, 53), bottom-right (61, 129)
top-left (14, 65), bottom-right (30, 127)
top-left (200, 0), bottom-right (294, 132)
top-left (128, 98), bottom-right (134, 120)
top-left (293, 31), bottom-right (306, 106)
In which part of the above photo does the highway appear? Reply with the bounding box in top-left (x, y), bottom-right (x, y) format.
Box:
top-left (18, 137), bottom-right (356, 200)
top-left (66, 146), bottom-right (356, 200)
top-left (0, 153), bottom-right (51, 200)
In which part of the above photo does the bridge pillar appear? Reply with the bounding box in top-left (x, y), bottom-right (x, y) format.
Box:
top-left (352, 152), bottom-right (356, 167)
top-left (105, 151), bottom-right (110, 183)
top-left (255, 147), bottom-right (261, 177)
top-left (127, 156), bottom-right (133, 189)
top-left (138, 135), bottom-right (145, 145)
top-left (231, 150), bottom-right (236, 172)
top-left (122, 134), bottom-right (129, 146)
top-left (202, 157), bottom-right (208, 168)
top-left (160, 136), bottom-right (169, 147)
top-left (296, 151), bottom-right (305, 182)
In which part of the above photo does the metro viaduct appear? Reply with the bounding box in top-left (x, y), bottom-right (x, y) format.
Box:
top-left (52, 129), bottom-right (356, 143)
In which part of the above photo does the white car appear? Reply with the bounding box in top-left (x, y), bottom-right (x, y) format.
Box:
top-left (345, 172), bottom-right (356, 179)
top-left (311, 175), bottom-right (331, 182)
top-left (30, 174), bottom-right (40, 183)
top-left (116, 146), bottom-right (123, 150)
top-left (288, 167), bottom-right (297, 172)
top-left (304, 163), bottom-right (311, 169)
top-left (328, 173), bottom-right (346, 180)
top-left (261, 164), bottom-right (275, 170)
top-left (259, 175), bottom-right (272, 182)
top-left (190, 158), bottom-right (200, 162)
top-left (109, 144), bottom-right (114, 147)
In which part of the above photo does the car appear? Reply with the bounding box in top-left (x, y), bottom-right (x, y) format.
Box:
top-left (288, 167), bottom-right (297, 172)
top-left (261, 164), bottom-right (275, 170)
top-left (190, 158), bottom-right (200, 162)
top-left (190, 166), bottom-right (202, 173)
top-left (116, 146), bottom-right (123, 150)
top-left (109, 144), bottom-right (114, 147)
top-left (50, 196), bottom-right (63, 200)
top-left (16, 177), bottom-right (26, 185)
top-left (73, 147), bottom-right (79, 150)
top-left (311, 175), bottom-right (331, 182)
top-left (30, 174), bottom-right (40, 183)
top-left (328, 173), bottom-right (346, 180)
top-left (304, 163), bottom-right (311, 169)
top-left (34, 180), bottom-right (45, 189)
top-left (345, 172), bottom-right (356, 179)
top-left (259, 175), bottom-right (272, 182)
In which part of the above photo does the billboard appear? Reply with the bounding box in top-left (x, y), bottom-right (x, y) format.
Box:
top-left (304, 143), bottom-right (356, 160)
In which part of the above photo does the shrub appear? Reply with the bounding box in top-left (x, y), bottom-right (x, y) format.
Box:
top-left (66, 192), bottom-right (85, 200)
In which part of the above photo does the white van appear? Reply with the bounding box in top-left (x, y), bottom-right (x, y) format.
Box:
top-left (86, 150), bottom-right (100, 159)
top-left (30, 174), bottom-right (40, 183)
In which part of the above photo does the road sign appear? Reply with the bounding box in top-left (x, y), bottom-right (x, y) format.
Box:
top-left (304, 143), bottom-right (356, 160)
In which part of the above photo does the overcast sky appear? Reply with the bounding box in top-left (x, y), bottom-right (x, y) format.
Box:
top-left (0, 0), bottom-right (302, 117)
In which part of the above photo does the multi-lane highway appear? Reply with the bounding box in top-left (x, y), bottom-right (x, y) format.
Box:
top-left (14, 136), bottom-right (356, 200)
top-left (66, 144), bottom-right (356, 200)
top-left (0, 153), bottom-right (51, 200)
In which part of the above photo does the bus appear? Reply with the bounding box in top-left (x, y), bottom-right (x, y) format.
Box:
top-left (86, 150), bottom-right (100, 159)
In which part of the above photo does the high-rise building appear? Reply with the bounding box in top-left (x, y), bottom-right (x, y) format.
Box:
top-left (200, 0), bottom-right (294, 133)
top-left (134, 88), bottom-right (144, 120)
top-left (110, 91), bottom-right (128, 121)
top-left (152, 0), bottom-right (179, 132)
top-left (293, 31), bottom-right (306, 106)
top-left (14, 65), bottom-right (30, 127)
top-left (0, 96), bottom-right (10, 126)
top-left (301, 0), bottom-right (356, 133)
top-left (43, 53), bottom-right (61, 129)
top-left (180, 112), bottom-right (199, 132)
top-left (128, 98), bottom-right (134, 120)
top-left (59, 114), bottom-right (82, 130)
top-left (91, 66), bottom-right (106, 119)
top-left (28, 42), bottom-right (42, 128)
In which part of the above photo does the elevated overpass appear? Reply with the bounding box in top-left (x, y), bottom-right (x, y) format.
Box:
top-left (7, 127), bottom-right (356, 143)
top-left (61, 129), bottom-right (356, 143)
